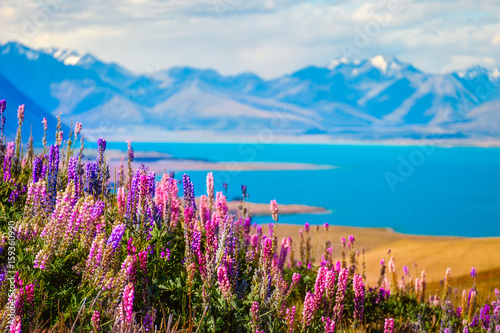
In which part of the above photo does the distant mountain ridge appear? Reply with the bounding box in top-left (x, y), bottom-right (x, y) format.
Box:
top-left (0, 42), bottom-right (499, 142)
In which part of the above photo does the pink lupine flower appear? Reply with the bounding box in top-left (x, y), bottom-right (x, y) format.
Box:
top-left (75, 122), bottom-right (82, 135)
top-left (353, 274), bottom-right (365, 321)
top-left (117, 187), bottom-right (126, 214)
top-left (17, 104), bottom-right (25, 123)
top-left (215, 191), bottom-right (228, 217)
top-left (384, 318), bottom-right (394, 333)
top-left (325, 270), bottom-right (336, 300)
top-left (3, 142), bottom-right (15, 182)
top-left (217, 265), bottom-right (232, 301)
top-left (42, 117), bottom-right (48, 131)
top-left (122, 282), bottom-right (135, 324)
top-left (206, 172), bottom-right (214, 206)
top-left (324, 222), bottom-right (329, 231)
top-left (199, 195), bottom-right (210, 226)
top-left (322, 317), bottom-right (336, 333)
top-left (57, 131), bottom-right (63, 146)
top-left (91, 310), bottom-right (100, 332)
top-left (270, 199), bottom-right (278, 222)
top-left (341, 236), bottom-right (346, 248)
top-left (292, 272), bottom-right (301, 285)
top-left (333, 268), bottom-right (349, 321)
top-left (9, 315), bottom-right (22, 333)
top-left (314, 266), bottom-right (328, 298)
top-left (250, 301), bottom-right (260, 331)
top-left (285, 306), bottom-right (296, 333)
top-left (302, 291), bottom-right (318, 328)
top-left (304, 222), bottom-right (310, 232)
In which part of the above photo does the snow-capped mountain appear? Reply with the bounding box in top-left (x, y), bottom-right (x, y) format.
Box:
top-left (0, 41), bottom-right (499, 142)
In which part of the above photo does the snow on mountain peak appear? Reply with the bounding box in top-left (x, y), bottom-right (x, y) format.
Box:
top-left (491, 68), bottom-right (500, 80)
top-left (1, 42), bottom-right (40, 61)
top-left (369, 55), bottom-right (401, 73)
top-left (43, 47), bottom-right (96, 66)
top-left (327, 57), bottom-right (349, 70)
top-left (370, 55), bottom-right (388, 72)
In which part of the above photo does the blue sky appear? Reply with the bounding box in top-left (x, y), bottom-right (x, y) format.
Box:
top-left (0, 0), bottom-right (499, 78)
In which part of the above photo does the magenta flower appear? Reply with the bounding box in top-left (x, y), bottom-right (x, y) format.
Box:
top-left (304, 222), bottom-right (310, 232)
top-left (302, 291), bottom-right (318, 328)
top-left (122, 282), bottom-right (135, 324)
top-left (353, 274), bottom-right (365, 321)
top-left (333, 268), bottom-right (349, 321)
top-left (250, 301), bottom-right (260, 331)
top-left (285, 306), bottom-right (296, 333)
top-left (324, 222), bottom-right (329, 231)
top-left (471, 267), bottom-right (477, 278)
top-left (270, 199), bottom-right (278, 222)
top-left (322, 317), bottom-right (336, 333)
top-left (384, 318), bottom-right (394, 333)
top-left (9, 315), bottom-right (22, 333)
top-left (217, 265), bottom-right (232, 301)
top-left (91, 310), bottom-right (100, 332)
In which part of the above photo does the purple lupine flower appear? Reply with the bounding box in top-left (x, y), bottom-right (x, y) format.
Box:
top-left (353, 274), bottom-right (365, 321)
top-left (241, 185), bottom-right (247, 197)
top-left (471, 267), bottom-right (477, 278)
top-left (47, 145), bottom-right (59, 208)
top-left (67, 155), bottom-right (82, 200)
top-left (480, 304), bottom-right (491, 329)
top-left (471, 314), bottom-right (478, 327)
top-left (32, 156), bottom-right (43, 183)
top-left (277, 237), bottom-right (290, 270)
top-left (348, 235), bottom-right (355, 249)
top-left (0, 99), bottom-right (6, 141)
top-left (143, 308), bottom-right (156, 332)
top-left (403, 265), bottom-right (409, 276)
top-left (86, 161), bottom-right (99, 196)
top-left (182, 174), bottom-right (196, 210)
top-left (384, 318), bottom-right (394, 333)
top-left (161, 248), bottom-right (171, 260)
top-left (97, 138), bottom-right (106, 164)
top-left (107, 224), bottom-right (126, 250)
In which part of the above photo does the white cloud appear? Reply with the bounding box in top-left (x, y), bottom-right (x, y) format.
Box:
top-left (0, 0), bottom-right (498, 78)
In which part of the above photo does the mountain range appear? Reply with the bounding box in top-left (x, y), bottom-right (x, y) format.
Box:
top-left (0, 41), bottom-right (499, 143)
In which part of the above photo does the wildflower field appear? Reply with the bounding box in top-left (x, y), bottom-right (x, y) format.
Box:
top-left (0, 99), bottom-right (498, 332)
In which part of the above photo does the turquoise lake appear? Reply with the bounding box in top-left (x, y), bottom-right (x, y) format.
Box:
top-left (107, 142), bottom-right (500, 237)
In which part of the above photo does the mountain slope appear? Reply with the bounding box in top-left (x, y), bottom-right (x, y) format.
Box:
top-left (0, 42), bottom-right (499, 141)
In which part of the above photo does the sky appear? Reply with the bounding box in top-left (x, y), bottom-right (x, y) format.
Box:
top-left (0, 0), bottom-right (499, 79)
